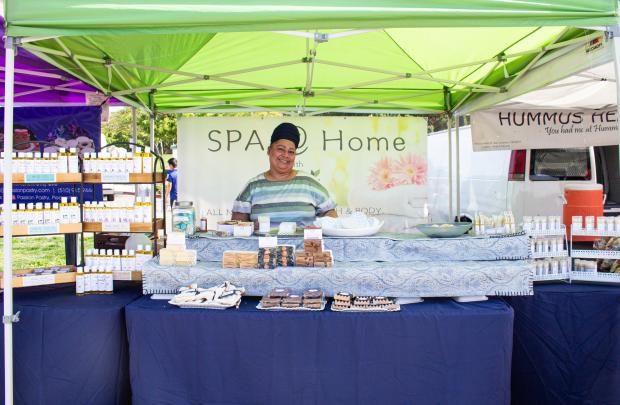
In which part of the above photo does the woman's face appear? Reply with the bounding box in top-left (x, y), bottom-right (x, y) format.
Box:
top-left (268, 139), bottom-right (296, 175)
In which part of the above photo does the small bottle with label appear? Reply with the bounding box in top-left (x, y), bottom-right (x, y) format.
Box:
top-left (75, 267), bottom-right (85, 296)
top-left (106, 266), bottom-right (114, 294)
top-left (68, 148), bottom-right (79, 173)
top-left (43, 203), bottom-right (52, 224)
top-left (70, 197), bottom-right (80, 223)
top-left (113, 249), bottom-right (122, 271)
top-left (57, 148), bottom-right (68, 173)
top-left (127, 250), bottom-right (137, 271)
top-left (125, 152), bottom-right (134, 174)
top-left (142, 147), bottom-right (153, 173)
top-left (200, 209), bottom-right (208, 232)
top-left (34, 203), bottom-right (44, 225)
top-left (133, 147), bottom-right (143, 173)
top-left (83, 266), bottom-right (92, 295)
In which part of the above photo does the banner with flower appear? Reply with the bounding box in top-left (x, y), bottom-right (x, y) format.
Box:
top-left (179, 116), bottom-right (427, 232)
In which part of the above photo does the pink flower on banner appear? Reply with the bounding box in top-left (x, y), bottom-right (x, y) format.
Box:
top-left (393, 154), bottom-right (427, 185)
top-left (368, 157), bottom-right (395, 190)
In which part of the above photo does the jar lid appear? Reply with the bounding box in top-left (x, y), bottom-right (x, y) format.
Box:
top-left (174, 201), bottom-right (193, 207)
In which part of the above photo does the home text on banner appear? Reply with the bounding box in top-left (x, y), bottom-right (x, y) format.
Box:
top-left (471, 108), bottom-right (617, 151)
top-left (178, 117), bottom-right (427, 232)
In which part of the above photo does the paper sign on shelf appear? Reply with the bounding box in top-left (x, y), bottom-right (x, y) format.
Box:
top-left (21, 274), bottom-right (56, 287)
top-left (102, 222), bottom-right (131, 232)
top-left (258, 236), bottom-right (278, 248)
top-left (28, 224), bottom-right (60, 234)
top-left (25, 174), bottom-right (56, 183)
top-left (101, 173), bottom-right (130, 183)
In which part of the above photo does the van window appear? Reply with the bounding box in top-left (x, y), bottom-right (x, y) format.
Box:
top-left (530, 148), bottom-right (591, 181)
top-left (508, 150), bottom-right (526, 181)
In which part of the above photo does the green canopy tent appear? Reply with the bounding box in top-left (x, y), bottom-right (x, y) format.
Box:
top-left (2, 1), bottom-right (619, 403)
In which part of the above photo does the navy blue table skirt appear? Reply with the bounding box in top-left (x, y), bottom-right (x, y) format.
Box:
top-left (0, 282), bottom-right (142, 405)
top-left (506, 283), bottom-right (620, 405)
top-left (126, 297), bottom-right (514, 405)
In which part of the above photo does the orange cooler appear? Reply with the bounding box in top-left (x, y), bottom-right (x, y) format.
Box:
top-left (563, 183), bottom-right (604, 241)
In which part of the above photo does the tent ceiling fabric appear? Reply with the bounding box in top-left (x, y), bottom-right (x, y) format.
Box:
top-left (4, 0), bottom-right (618, 114)
top-left (5, 0), bottom-right (618, 36)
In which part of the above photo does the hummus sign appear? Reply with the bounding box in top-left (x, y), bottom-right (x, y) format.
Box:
top-left (471, 108), bottom-right (618, 151)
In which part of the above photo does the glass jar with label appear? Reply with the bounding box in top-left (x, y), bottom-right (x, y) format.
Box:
top-left (172, 201), bottom-right (196, 236)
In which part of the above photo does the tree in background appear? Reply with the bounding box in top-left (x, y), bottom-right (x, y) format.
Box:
top-left (102, 108), bottom-right (282, 154)
top-left (102, 108), bottom-right (177, 154)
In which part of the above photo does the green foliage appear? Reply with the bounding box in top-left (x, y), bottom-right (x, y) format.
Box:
top-left (102, 108), bottom-right (283, 154)
top-left (102, 108), bottom-right (178, 153)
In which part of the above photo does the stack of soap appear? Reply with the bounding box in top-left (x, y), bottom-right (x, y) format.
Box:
top-left (303, 239), bottom-right (324, 253)
top-left (233, 222), bottom-right (254, 237)
top-left (303, 288), bottom-right (324, 309)
top-left (222, 251), bottom-right (258, 268)
top-left (258, 245), bottom-right (296, 269)
top-left (159, 232), bottom-right (198, 266)
top-left (257, 248), bottom-right (277, 269)
top-left (312, 250), bottom-right (333, 267)
top-left (332, 292), bottom-right (352, 310)
top-left (281, 294), bottom-right (302, 308)
top-left (295, 252), bottom-right (314, 267)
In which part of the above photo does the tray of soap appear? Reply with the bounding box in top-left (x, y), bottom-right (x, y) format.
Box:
top-left (256, 300), bottom-right (326, 311)
top-left (330, 302), bottom-right (400, 312)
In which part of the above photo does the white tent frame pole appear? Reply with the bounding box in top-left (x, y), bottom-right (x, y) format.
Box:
top-left (455, 116), bottom-right (461, 221)
top-left (504, 28), bottom-right (569, 91)
top-left (451, 60), bottom-right (502, 113)
top-left (447, 114), bottom-right (453, 221)
top-left (274, 29), bottom-right (377, 40)
top-left (111, 77), bottom-right (205, 97)
top-left (0, 66), bottom-right (68, 80)
top-left (314, 59), bottom-right (501, 92)
top-left (109, 65), bottom-right (151, 113)
top-left (54, 38), bottom-right (106, 92)
top-left (3, 36), bottom-right (17, 405)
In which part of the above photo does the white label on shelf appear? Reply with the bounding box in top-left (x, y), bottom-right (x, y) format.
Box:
top-left (258, 236), bottom-right (278, 248)
top-left (102, 222), bottom-right (131, 232)
top-left (28, 224), bottom-right (59, 235)
top-left (101, 173), bottom-right (130, 183)
top-left (113, 271), bottom-right (134, 281)
top-left (21, 274), bottom-right (56, 287)
top-left (24, 173), bottom-right (56, 183)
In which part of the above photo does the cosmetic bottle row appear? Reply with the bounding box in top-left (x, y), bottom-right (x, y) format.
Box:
top-left (82, 147), bottom-right (153, 174)
top-left (0, 197), bottom-right (81, 226)
top-left (0, 148), bottom-right (80, 174)
top-left (84, 246), bottom-right (153, 271)
top-left (83, 198), bottom-right (153, 223)
top-left (75, 267), bottom-right (114, 295)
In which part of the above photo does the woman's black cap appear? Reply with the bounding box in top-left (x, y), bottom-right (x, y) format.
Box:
top-left (270, 122), bottom-right (300, 148)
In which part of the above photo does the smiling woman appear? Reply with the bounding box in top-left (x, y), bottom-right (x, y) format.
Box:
top-left (231, 122), bottom-right (337, 227)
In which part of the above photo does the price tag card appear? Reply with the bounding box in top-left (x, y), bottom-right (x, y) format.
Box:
top-left (258, 236), bottom-right (278, 248)
top-left (25, 173), bottom-right (56, 183)
top-left (101, 173), bottom-right (130, 183)
top-left (22, 274), bottom-right (56, 287)
top-left (28, 224), bottom-right (60, 235)
top-left (102, 222), bottom-right (131, 232)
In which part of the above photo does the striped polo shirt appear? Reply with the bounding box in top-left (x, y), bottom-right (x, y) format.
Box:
top-left (232, 171), bottom-right (336, 225)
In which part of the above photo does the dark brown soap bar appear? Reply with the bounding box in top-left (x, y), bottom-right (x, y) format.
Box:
top-left (303, 288), bottom-right (324, 299)
top-left (268, 287), bottom-right (291, 298)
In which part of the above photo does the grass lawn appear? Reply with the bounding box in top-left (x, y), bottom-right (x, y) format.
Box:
top-left (0, 236), bottom-right (94, 271)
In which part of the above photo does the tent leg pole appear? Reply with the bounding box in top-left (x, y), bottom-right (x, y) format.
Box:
top-left (455, 115), bottom-right (460, 222)
top-left (447, 115), bottom-right (453, 221)
top-left (149, 114), bottom-right (155, 150)
top-left (612, 28), bottom-right (620, 191)
top-left (3, 36), bottom-right (17, 405)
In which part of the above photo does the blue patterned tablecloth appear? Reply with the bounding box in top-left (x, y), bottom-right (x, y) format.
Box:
top-left (142, 259), bottom-right (533, 297)
top-left (187, 233), bottom-right (531, 262)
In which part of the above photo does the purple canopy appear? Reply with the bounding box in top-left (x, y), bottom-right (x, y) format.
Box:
top-left (0, 18), bottom-right (122, 106)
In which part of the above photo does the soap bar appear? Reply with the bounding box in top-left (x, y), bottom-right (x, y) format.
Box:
top-left (278, 222), bottom-right (296, 235)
